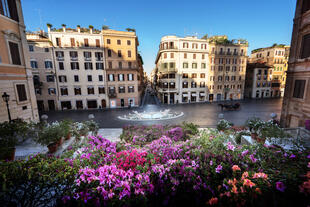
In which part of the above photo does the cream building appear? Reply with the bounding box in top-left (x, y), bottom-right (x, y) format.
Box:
top-left (46, 25), bottom-right (107, 110)
top-left (250, 44), bottom-right (290, 97)
top-left (0, 0), bottom-right (39, 122)
top-left (281, 0), bottom-right (310, 128)
top-left (244, 63), bottom-right (273, 99)
top-left (155, 35), bottom-right (248, 104)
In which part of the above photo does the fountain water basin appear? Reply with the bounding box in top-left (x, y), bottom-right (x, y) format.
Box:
top-left (118, 109), bottom-right (184, 121)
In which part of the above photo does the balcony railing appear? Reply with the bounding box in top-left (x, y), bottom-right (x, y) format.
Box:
top-left (96, 57), bottom-right (103, 61)
top-left (70, 57), bottom-right (78, 61)
top-left (108, 92), bottom-right (117, 98)
top-left (56, 57), bottom-right (64, 61)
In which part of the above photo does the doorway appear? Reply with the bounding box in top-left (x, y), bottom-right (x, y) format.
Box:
top-left (169, 93), bottom-right (174, 104)
top-left (48, 100), bottom-right (55, 111)
top-left (37, 100), bottom-right (44, 111)
top-left (209, 94), bottom-right (214, 102)
top-left (76, 100), bottom-right (83, 109)
top-left (164, 94), bottom-right (168, 104)
top-left (101, 99), bottom-right (106, 108)
top-left (216, 94), bottom-right (221, 101)
top-left (87, 100), bottom-right (98, 109)
top-left (61, 101), bottom-right (72, 110)
top-left (121, 99), bottom-right (124, 107)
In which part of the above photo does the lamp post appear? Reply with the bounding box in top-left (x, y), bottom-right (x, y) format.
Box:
top-left (2, 92), bottom-right (12, 122)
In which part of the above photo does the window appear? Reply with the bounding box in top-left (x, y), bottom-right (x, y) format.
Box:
top-left (117, 39), bottom-right (121, 45)
top-left (119, 86), bottom-right (125, 93)
top-left (293, 80), bottom-right (306, 99)
top-left (45, 61), bottom-right (53, 69)
top-left (128, 62), bottom-right (132, 68)
top-left (98, 75), bottom-right (103, 81)
top-left (128, 74), bottom-right (134, 81)
top-left (225, 76), bottom-right (230, 81)
top-left (108, 87), bottom-right (115, 94)
top-left (74, 87), bottom-right (81, 95)
top-left (169, 62), bottom-right (175, 69)
top-left (301, 34), bottom-right (310, 59)
top-left (163, 63), bottom-right (168, 69)
top-left (84, 38), bottom-right (89, 47)
top-left (169, 73), bottom-right (175, 79)
top-left (183, 62), bottom-right (188, 68)
top-left (9, 42), bottom-right (21, 65)
top-left (87, 87), bottom-right (94, 95)
top-left (58, 75), bottom-right (67, 83)
top-left (56, 38), bottom-right (61, 47)
top-left (0, 0), bottom-right (19, 21)
top-left (118, 62), bottom-right (122, 69)
top-left (117, 50), bottom-right (122, 58)
top-left (182, 81), bottom-right (188, 88)
top-left (71, 62), bottom-right (79, 70)
top-left (96, 63), bottom-right (104, 70)
top-left (218, 76), bottom-right (223, 81)
top-left (70, 38), bottom-right (75, 47)
top-left (128, 50), bottom-right (131, 58)
top-left (170, 53), bottom-right (174, 58)
top-left (108, 74), bottom-right (114, 81)
top-left (128, 86), bottom-right (134, 93)
top-left (87, 75), bottom-right (92, 82)
top-left (44, 48), bottom-right (49, 52)
top-left (48, 88), bottom-right (56, 95)
top-left (184, 53), bottom-right (187, 59)
top-left (127, 40), bottom-right (131, 45)
top-left (193, 54), bottom-right (196, 59)
top-left (60, 87), bottom-right (68, 96)
top-left (302, 0), bottom-right (310, 13)
top-left (200, 81), bottom-right (205, 88)
top-left (218, 66), bottom-right (223, 71)
top-left (108, 49), bottom-right (112, 57)
top-left (191, 81), bottom-right (197, 88)
top-left (169, 82), bottom-right (175, 89)
top-left (191, 73), bottom-right (197, 78)
top-left (95, 52), bottom-right (103, 61)
top-left (182, 73), bottom-right (188, 78)
top-left (192, 63), bottom-right (197, 69)
top-left (201, 63), bottom-right (206, 69)
top-left (118, 74), bottom-right (124, 81)
top-left (84, 62), bottom-right (93, 70)
top-left (226, 66), bottom-right (230, 72)
top-left (202, 54), bottom-right (205, 59)
top-left (74, 75), bottom-right (79, 82)
top-left (107, 39), bottom-right (111, 44)
top-left (98, 86), bottom-right (105, 94)
top-left (96, 39), bottom-right (100, 47)
top-left (108, 61), bottom-right (112, 69)
top-left (56, 51), bottom-right (64, 59)
top-left (84, 51), bottom-right (92, 59)
top-left (59, 62), bottom-right (64, 70)
top-left (46, 75), bottom-right (55, 82)
top-left (29, 45), bottom-right (34, 52)
top-left (16, 84), bottom-right (27, 101)
top-left (30, 60), bottom-right (38, 69)
top-left (70, 51), bottom-right (78, 59)
top-left (200, 73), bottom-right (205, 78)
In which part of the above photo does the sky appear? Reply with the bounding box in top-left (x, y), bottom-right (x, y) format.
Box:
top-left (21, 0), bottom-right (297, 75)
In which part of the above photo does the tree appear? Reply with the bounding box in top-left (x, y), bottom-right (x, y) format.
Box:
top-left (102, 25), bottom-right (109, 30)
top-left (46, 23), bottom-right (52, 28)
top-left (61, 24), bottom-right (66, 27)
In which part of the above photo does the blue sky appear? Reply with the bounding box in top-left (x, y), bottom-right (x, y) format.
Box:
top-left (22, 0), bottom-right (296, 74)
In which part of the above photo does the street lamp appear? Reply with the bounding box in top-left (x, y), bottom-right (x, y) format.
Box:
top-left (2, 92), bottom-right (12, 122)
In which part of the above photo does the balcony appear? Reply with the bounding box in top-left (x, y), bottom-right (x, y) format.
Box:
top-left (108, 92), bottom-right (117, 98)
top-left (70, 57), bottom-right (78, 61)
top-left (34, 81), bottom-right (43, 89)
top-left (160, 46), bottom-right (178, 51)
top-left (96, 57), bottom-right (103, 61)
top-left (233, 52), bottom-right (238, 56)
top-left (56, 56), bottom-right (64, 61)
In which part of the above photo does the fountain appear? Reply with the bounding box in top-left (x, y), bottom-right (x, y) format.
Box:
top-left (118, 109), bottom-right (184, 121)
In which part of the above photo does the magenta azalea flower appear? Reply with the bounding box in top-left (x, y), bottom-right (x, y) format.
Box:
top-left (290, 154), bottom-right (296, 159)
top-left (215, 164), bottom-right (222, 173)
top-left (276, 181), bottom-right (286, 192)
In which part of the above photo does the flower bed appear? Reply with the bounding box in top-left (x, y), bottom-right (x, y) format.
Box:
top-left (0, 124), bottom-right (309, 207)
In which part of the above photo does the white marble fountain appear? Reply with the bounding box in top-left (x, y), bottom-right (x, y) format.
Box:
top-left (118, 109), bottom-right (184, 121)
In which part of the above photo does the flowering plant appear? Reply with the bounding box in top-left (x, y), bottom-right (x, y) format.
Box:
top-left (217, 119), bottom-right (233, 131)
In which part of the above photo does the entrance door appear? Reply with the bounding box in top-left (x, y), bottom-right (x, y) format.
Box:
top-left (61, 101), bottom-right (72, 110)
top-left (169, 93), bottom-right (174, 104)
top-left (229, 93), bottom-right (233, 100)
top-left (76, 100), bottom-right (83, 109)
top-left (101, 99), bottom-right (106, 108)
top-left (48, 100), bottom-right (55, 111)
top-left (209, 94), bottom-right (214, 102)
top-left (87, 100), bottom-right (98, 109)
top-left (261, 91), bottom-right (264, 98)
top-left (164, 94), bottom-right (168, 104)
top-left (121, 99), bottom-right (124, 107)
top-left (216, 94), bottom-right (221, 101)
top-left (224, 92), bottom-right (228, 100)
top-left (37, 100), bottom-right (44, 111)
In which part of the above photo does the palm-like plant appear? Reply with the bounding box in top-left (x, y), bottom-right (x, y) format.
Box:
top-left (102, 25), bottom-right (109, 30)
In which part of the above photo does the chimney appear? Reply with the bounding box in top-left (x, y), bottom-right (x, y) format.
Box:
top-left (89, 25), bottom-right (94, 34)
top-left (47, 23), bottom-right (52, 33)
top-left (77, 25), bottom-right (81, 33)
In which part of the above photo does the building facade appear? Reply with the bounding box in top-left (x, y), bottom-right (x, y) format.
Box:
top-left (0, 0), bottom-right (39, 122)
top-left (102, 29), bottom-right (144, 108)
top-left (280, 0), bottom-right (310, 128)
top-left (250, 44), bottom-right (290, 97)
top-left (154, 35), bottom-right (248, 104)
top-left (244, 63), bottom-right (273, 99)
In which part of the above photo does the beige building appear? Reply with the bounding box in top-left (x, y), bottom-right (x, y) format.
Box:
top-left (281, 0), bottom-right (310, 128)
top-left (244, 63), bottom-right (273, 99)
top-left (155, 35), bottom-right (248, 104)
top-left (0, 0), bottom-right (39, 122)
top-left (250, 44), bottom-right (290, 97)
top-left (102, 29), bottom-right (144, 108)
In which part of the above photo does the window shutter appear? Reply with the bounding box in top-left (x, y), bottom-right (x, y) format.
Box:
top-left (8, 0), bottom-right (19, 22)
top-left (16, 84), bottom-right (27, 101)
top-left (9, 42), bottom-right (21, 65)
top-left (71, 38), bottom-right (75, 47)
top-left (96, 39), bottom-right (100, 47)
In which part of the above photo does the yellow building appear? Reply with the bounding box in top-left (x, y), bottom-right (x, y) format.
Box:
top-left (250, 44), bottom-right (290, 97)
top-left (102, 29), bottom-right (144, 108)
top-left (0, 0), bottom-right (39, 122)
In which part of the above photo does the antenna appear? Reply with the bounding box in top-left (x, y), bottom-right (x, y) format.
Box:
top-left (35, 9), bottom-right (43, 30)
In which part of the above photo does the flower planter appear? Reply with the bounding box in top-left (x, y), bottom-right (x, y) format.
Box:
top-left (305, 120), bottom-right (310, 131)
top-left (47, 143), bottom-right (58, 153)
top-left (56, 138), bottom-right (63, 147)
top-left (251, 133), bottom-right (258, 140)
top-left (0, 147), bottom-right (16, 161)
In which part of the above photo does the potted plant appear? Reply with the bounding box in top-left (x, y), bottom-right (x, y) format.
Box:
top-left (259, 120), bottom-right (288, 142)
top-left (84, 120), bottom-right (99, 136)
top-left (102, 25), bottom-right (109, 30)
top-left (216, 119), bottom-right (233, 132)
top-left (61, 119), bottom-right (72, 140)
top-left (245, 117), bottom-right (264, 141)
top-left (36, 122), bottom-right (63, 153)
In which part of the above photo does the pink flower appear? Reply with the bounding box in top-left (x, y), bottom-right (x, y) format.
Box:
top-left (241, 150), bottom-right (249, 156)
top-left (216, 164), bottom-right (223, 173)
top-left (208, 197), bottom-right (218, 205)
top-left (227, 142), bottom-right (235, 151)
top-left (232, 165), bottom-right (241, 172)
top-left (289, 154), bottom-right (296, 159)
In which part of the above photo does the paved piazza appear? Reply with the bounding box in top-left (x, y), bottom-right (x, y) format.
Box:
top-left (44, 96), bottom-right (283, 128)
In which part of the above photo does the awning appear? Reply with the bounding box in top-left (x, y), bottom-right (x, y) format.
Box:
top-left (191, 93), bottom-right (197, 97)
top-left (200, 92), bottom-right (205, 96)
top-left (182, 93), bottom-right (188, 97)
